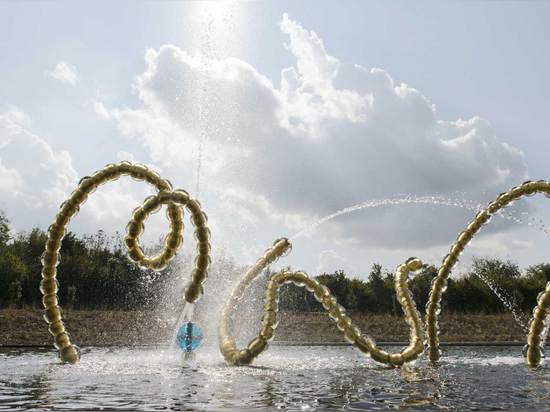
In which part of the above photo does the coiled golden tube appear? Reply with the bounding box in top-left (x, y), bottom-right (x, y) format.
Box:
top-left (221, 180), bottom-right (550, 368)
top-left (425, 180), bottom-right (550, 367)
top-left (42, 163), bottom-right (550, 368)
top-left (219, 243), bottom-right (425, 367)
top-left (40, 162), bottom-right (210, 363)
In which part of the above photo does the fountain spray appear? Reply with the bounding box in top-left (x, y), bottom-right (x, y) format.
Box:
top-left (39, 162), bottom-right (550, 368)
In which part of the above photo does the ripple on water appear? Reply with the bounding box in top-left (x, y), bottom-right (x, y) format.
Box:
top-left (2, 345), bottom-right (550, 410)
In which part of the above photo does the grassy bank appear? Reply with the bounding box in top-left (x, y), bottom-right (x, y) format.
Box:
top-left (0, 308), bottom-right (527, 346)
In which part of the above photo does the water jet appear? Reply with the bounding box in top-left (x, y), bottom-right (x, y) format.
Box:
top-left (39, 162), bottom-right (550, 369)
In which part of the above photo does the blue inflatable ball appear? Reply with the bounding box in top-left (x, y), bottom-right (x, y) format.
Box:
top-left (176, 322), bottom-right (203, 352)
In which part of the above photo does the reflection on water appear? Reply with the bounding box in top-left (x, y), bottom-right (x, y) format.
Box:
top-left (2, 346), bottom-right (550, 410)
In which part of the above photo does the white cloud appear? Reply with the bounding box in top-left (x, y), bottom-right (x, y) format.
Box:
top-left (2, 108), bottom-right (32, 128)
top-left (469, 233), bottom-right (534, 255)
top-left (0, 109), bottom-right (170, 244)
top-left (0, 109), bottom-right (78, 228)
top-left (49, 61), bottom-right (79, 85)
top-left (94, 101), bottom-right (110, 120)
top-left (0, 159), bottom-right (22, 192)
top-left (316, 250), bottom-right (356, 276)
top-left (99, 14), bottom-right (528, 251)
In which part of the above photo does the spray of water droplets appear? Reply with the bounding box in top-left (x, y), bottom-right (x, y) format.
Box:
top-left (288, 193), bottom-right (549, 332)
top-left (290, 194), bottom-right (549, 241)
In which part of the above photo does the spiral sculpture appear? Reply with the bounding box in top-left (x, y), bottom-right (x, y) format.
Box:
top-left (40, 162), bottom-right (210, 363)
top-left (40, 162), bottom-right (550, 368)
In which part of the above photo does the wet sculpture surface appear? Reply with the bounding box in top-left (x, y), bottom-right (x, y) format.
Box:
top-left (40, 162), bottom-right (550, 367)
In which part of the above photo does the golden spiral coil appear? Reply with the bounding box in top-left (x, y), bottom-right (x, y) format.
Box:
top-left (40, 162), bottom-right (210, 363)
top-left (424, 180), bottom-right (550, 367)
top-left (219, 180), bottom-right (550, 368)
top-left (41, 163), bottom-right (550, 368)
top-left (218, 247), bottom-right (425, 366)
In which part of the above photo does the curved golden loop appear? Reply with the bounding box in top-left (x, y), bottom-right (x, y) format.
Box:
top-left (42, 164), bottom-right (550, 369)
top-left (425, 180), bottom-right (550, 367)
top-left (221, 180), bottom-right (550, 368)
top-left (40, 162), bottom-right (210, 363)
top-left (219, 239), bottom-right (425, 367)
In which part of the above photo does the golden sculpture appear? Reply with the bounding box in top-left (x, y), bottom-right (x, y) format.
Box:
top-left (40, 162), bottom-right (550, 368)
top-left (423, 180), bottom-right (550, 367)
top-left (218, 240), bottom-right (424, 366)
top-left (40, 162), bottom-right (210, 363)
top-left (217, 180), bottom-right (550, 368)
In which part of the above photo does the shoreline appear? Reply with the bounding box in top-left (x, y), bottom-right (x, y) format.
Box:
top-left (0, 308), bottom-right (529, 346)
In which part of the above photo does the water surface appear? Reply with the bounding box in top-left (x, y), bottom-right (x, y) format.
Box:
top-left (1, 345), bottom-right (549, 410)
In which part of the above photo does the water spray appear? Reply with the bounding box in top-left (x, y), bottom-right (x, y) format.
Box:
top-left (39, 162), bottom-right (550, 368)
top-left (39, 162), bottom-right (210, 363)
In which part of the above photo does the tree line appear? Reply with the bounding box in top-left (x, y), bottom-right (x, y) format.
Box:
top-left (0, 211), bottom-right (173, 309)
top-left (1, 211), bottom-right (549, 314)
top-left (277, 260), bottom-right (550, 315)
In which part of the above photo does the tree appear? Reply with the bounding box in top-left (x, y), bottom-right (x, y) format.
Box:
top-left (0, 211), bottom-right (11, 247)
top-left (369, 264), bottom-right (393, 313)
top-left (472, 257), bottom-right (521, 282)
top-left (410, 264), bottom-right (437, 312)
top-left (0, 251), bottom-right (28, 306)
top-left (525, 263), bottom-right (550, 285)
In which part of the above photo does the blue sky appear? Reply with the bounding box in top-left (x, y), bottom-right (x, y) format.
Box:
top-left (1, 1), bottom-right (549, 276)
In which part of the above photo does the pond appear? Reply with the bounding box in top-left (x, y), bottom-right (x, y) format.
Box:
top-left (1, 345), bottom-right (549, 410)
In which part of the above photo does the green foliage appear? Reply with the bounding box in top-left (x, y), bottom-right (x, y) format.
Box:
top-left (0, 211), bottom-right (10, 247)
top-left (0, 251), bottom-right (28, 306)
top-left (0, 207), bottom-right (549, 315)
top-left (0, 210), bottom-right (178, 309)
top-left (278, 258), bottom-right (550, 316)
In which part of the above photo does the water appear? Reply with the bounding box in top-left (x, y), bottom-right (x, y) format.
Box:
top-left (290, 194), bottom-right (549, 241)
top-left (472, 271), bottom-right (531, 333)
top-left (288, 194), bottom-right (549, 335)
top-left (2, 345), bottom-right (550, 411)
top-left (191, 2), bottom-right (241, 199)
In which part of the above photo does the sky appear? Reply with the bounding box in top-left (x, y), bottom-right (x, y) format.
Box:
top-left (1, 0), bottom-right (549, 278)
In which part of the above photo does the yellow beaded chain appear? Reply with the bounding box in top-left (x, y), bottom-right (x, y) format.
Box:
top-left (221, 180), bottom-right (550, 368)
top-left (219, 242), bottom-right (424, 367)
top-left (40, 162), bottom-right (210, 363)
top-left (42, 163), bottom-right (550, 368)
top-left (425, 180), bottom-right (550, 367)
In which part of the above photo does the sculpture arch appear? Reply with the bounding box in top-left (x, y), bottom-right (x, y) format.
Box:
top-left (218, 180), bottom-right (550, 368)
top-left (40, 162), bottom-right (210, 363)
top-left (41, 163), bottom-right (550, 368)
top-left (423, 180), bottom-right (550, 366)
